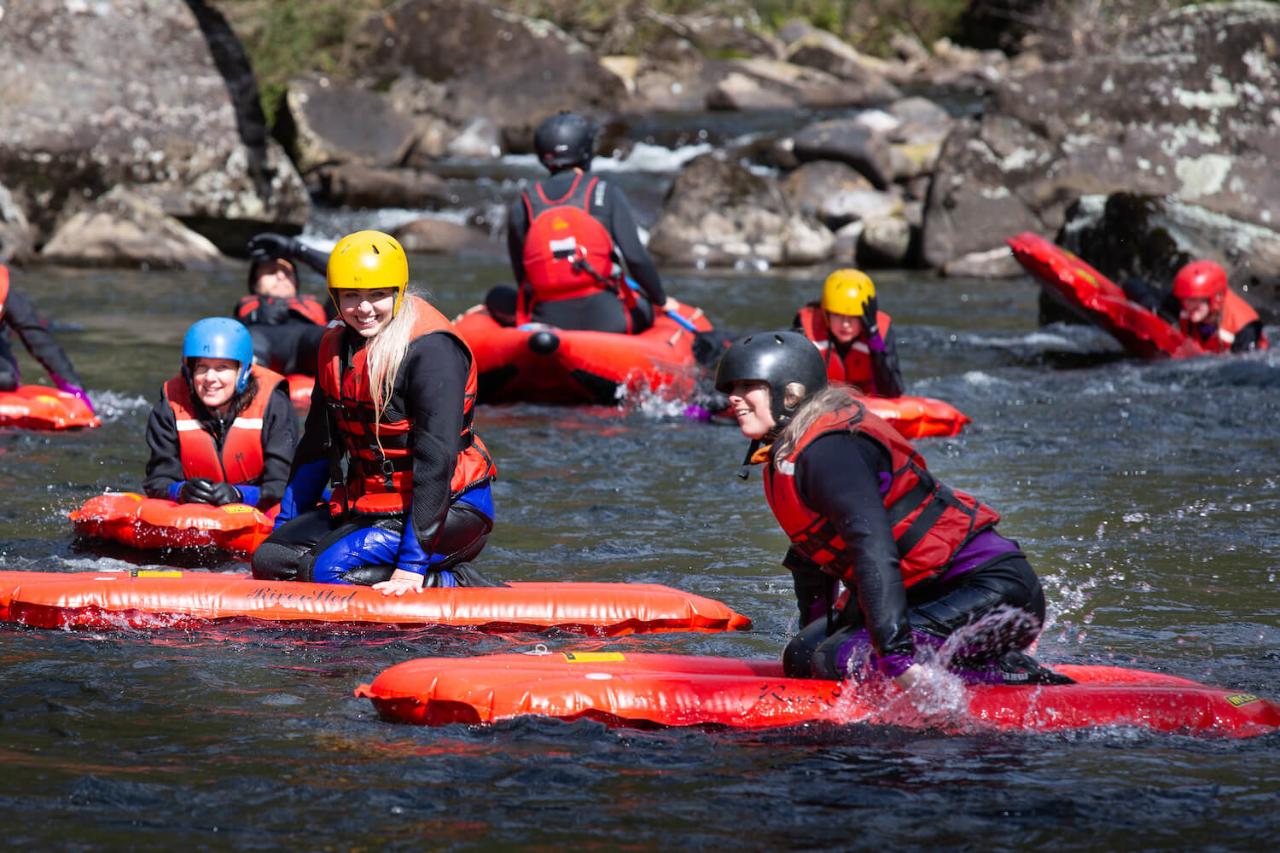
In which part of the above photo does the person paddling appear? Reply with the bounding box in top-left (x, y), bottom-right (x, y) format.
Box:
top-left (0, 263), bottom-right (94, 413)
top-left (143, 318), bottom-right (296, 509)
top-left (486, 111), bottom-right (677, 334)
top-left (715, 330), bottom-right (1068, 687)
top-left (235, 233), bottom-right (335, 375)
top-left (252, 230), bottom-right (498, 594)
top-left (793, 269), bottom-right (905, 397)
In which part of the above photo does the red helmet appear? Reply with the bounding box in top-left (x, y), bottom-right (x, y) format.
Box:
top-left (1172, 260), bottom-right (1227, 301)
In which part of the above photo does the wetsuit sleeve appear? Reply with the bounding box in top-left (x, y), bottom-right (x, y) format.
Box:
top-left (2, 289), bottom-right (83, 387)
top-left (292, 244), bottom-right (330, 278)
top-left (870, 326), bottom-right (905, 397)
top-left (1231, 320), bottom-right (1267, 353)
top-left (396, 334), bottom-right (469, 570)
top-left (794, 432), bottom-right (914, 673)
top-left (599, 182), bottom-right (666, 305)
top-left (507, 196), bottom-right (530, 285)
top-left (276, 377), bottom-right (333, 521)
top-left (142, 393), bottom-right (185, 499)
top-left (250, 383), bottom-right (299, 508)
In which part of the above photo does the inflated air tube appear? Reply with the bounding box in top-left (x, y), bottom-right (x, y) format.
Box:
top-left (356, 652), bottom-right (1280, 737)
top-left (860, 395), bottom-right (969, 439)
top-left (1008, 232), bottom-right (1204, 359)
top-left (69, 492), bottom-right (274, 556)
top-left (0, 571), bottom-right (751, 634)
top-left (0, 385), bottom-right (100, 430)
top-left (454, 300), bottom-right (716, 405)
top-left (286, 374), bottom-right (314, 408)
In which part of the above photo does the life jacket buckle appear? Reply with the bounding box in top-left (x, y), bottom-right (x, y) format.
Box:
top-left (380, 457), bottom-right (396, 490)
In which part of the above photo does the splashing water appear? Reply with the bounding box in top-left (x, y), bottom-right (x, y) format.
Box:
top-left (89, 390), bottom-right (149, 423)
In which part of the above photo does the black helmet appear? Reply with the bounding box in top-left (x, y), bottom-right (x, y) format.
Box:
top-left (534, 112), bottom-right (596, 172)
top-left (715, 330), bottom-right (827, 430)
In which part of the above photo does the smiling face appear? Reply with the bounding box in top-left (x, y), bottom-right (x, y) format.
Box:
top-left (825, 310), bottom-right (864, 345)
top-left (725, 380), bottom-right (776, 440)
top-left (190, 357), bottom-right (240, 411)
top-left (1180, 296), bottom-right (1217, 325)
top-left (335, 288), bottom-right (398, 337)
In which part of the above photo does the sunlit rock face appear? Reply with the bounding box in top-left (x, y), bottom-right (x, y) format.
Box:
top-left (922, 2), bottom-right (1280, 270)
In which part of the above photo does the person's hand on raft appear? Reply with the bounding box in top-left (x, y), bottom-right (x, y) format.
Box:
top-left (660, 296), bottom-right (680, 315)
top-left (373, 569), bottom-right (426, 597)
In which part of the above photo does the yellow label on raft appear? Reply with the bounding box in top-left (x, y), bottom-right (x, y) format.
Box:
top-left (222, 504), bottom-right (255, 514)
top-left (563, 652), bottom-right (625, 663)
top-left (134, 570), bottom-right (183, 578)
top-left (1225, 693), bottom-right (1259, 707)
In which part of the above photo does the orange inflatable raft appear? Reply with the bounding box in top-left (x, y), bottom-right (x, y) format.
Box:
top-left (69, 492), bottom-right (274, 556)
top-left (0, 385), bottom-right (100, 430)
top-left (356, 651), bottom-right (1280, 738)
top-left (860, 395), bottom-right (968, 439)
top-left (1008, 232), bottom-right (1204, 359)
top-left (454, 301), bottom-right (716, 405)
top-left (0, 570), bottom-right (751, 635)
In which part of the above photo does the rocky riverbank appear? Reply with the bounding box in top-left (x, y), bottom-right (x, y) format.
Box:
top-left (0, 0), bottom-right (1276, 316)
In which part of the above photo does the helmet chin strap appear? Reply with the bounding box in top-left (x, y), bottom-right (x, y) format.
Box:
top-left (737, 439), bottom-right (760, 481)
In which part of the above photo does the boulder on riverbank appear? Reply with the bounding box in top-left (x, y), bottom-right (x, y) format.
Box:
top-left (351, 0), bottom-right (627, 151)
top-left (40, 189), bottom-right (225, 270)
top-left (0, 0), bottom-right (309, 254)
top-left (922, 2), bottom-right (1280, 271)
top-left (391, 218), bottom-right (497, 255)
top-left (649, 153), bottom-right (834, 267)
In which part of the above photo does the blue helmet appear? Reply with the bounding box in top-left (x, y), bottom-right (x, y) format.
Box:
top-left (182, 318), bottom-right (254, 393)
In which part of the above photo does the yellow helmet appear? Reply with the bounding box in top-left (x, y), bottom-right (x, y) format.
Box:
top-left (821, 268), bottom-right (877, 317)
top-left (327, 230), bottom-right (410, 314)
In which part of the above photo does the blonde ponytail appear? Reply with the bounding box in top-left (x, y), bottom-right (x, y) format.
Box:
top-left (360, 293), bottom-right (419, 451)
top-left (771, 384), bottom-right (861, 469)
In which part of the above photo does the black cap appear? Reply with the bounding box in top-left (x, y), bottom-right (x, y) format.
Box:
top-left (533, 112), bottom-right (596, 172)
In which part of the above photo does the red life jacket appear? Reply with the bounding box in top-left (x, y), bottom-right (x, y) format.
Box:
top-left (518, 171), bottom-right (629, 324)
top-left (795, 304), bottom-right (895, 395)
top-left (163, 364), bottom-right (285, 484)
top-left (317, 295), bottom-right (496, 518)
top-left (236, 294), bottom-right (328, 326)
top-left (1181, 290), bottom-right (1269, 353)
top-left (762, 403), bottom-right (1000, 588)
top-left (0, 264), bottom-right (9, 319)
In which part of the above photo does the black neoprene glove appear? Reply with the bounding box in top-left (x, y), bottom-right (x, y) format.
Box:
top-left (247, 232), bottom-right (301, 261)
top-left (179, 478), bottom-right (242, 506)
top-left (862, 296), bottom-right (880, 338)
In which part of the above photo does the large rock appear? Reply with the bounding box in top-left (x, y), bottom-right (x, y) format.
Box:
top-left (1059, 193), bottom-right (1280, 319)
top-left (780, 162), bottom-right (874, 224)
top-left (40, 188), bottom-right (224, 269)
top-left (649, 153), bottom-right (834, 267)
top-left (793, 119), bottom-right (895, 189)
top-left (309, 165), bottom-right (453, 210)
top-left (0, 182), bottom-right (34, 263)
top-left (353, 0), bottom-right (627, 150)
top-left (709, 58), bottom-right (895, 111)
top-left (0, 0), bottom-right (309, 253)
top-left (275, 76), bottom-right (417, 173)
top-left (923, 2), bottom-right (1280, 269)
top-left (784, 29), bottom-right (902, 102)
top-left (391, 218), bottom-right (496, 255)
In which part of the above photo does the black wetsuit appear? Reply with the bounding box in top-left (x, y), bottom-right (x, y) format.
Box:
top-left (780, 432), bottom-right (1045, 680)
top-left (0, 288), bottom-right (84, 392)
top-left (141, 378), bottom-right (298, 509)
top-left (492, 169), bottom-right (667, 333)
top-left (251, 332), bottom-right (494, 586)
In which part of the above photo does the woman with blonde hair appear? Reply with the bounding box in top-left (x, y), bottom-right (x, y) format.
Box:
top-left (252, 230), bottom-right (497, 593)
top-left (715, 330), bottom-right (1066, 687)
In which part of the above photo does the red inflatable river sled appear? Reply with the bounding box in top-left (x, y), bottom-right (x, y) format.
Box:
top-left (355, 651), bottom-right (1280, 738)
top-left (453, 301), bottom-right (715, 405)
top-left (0, 385), bottom-right (101, 430)
top-left (1008, 232), bottom-right (1203, 359)
top-left (70, 493), bottom-right (275, 556)
top-left (0, 571), bottom-right (751, 635)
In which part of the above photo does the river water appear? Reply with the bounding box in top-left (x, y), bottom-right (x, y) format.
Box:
top-left (3, 134), bottom-right (1279, 846)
